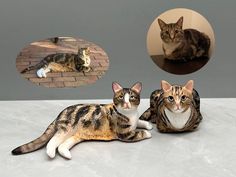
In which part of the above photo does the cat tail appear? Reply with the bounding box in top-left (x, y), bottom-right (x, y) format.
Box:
top-left (11, 120), bottom-right (57, 155)
top-left (20, 61), bottom-right (45, 74)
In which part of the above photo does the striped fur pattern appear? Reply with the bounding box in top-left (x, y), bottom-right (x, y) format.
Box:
top-left (140, 80), bottom-right (202, 133)
top-left (21, 47), bottom-right (91, 78)
top-left (158, 16), bottom-right (211, 61)
top-left (12, 82), bottom-right (152, 159)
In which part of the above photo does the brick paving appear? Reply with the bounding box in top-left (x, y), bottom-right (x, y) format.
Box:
top-left (16, 37), bottom-right (109, 88)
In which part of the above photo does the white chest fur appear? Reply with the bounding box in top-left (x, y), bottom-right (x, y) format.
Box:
top-left (163, 42), bottom-right (181, 56)
top-left (117, 108), bottom-right (139, 130)
top-left (81, 56), bottom-right (91, 67)
top-left (164, 108), bottom-right (191, 129)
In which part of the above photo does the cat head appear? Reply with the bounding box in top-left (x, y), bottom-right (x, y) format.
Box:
top-left (161, 80), bottom-right (194, 113)
top-left (78, 47), bottom-right (90, 56)
top-left (158, 16), bottom-right (184, 43)
top-left (112, 82), bottom-right (142, 111)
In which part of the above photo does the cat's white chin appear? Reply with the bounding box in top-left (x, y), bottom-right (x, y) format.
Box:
top-left (117, 106), bottom-right (137, 112)
top-left (172, 109), bottom-right (185, 113)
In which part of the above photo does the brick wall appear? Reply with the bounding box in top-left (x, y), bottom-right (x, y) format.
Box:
top-left (16, 37), bottom-right (109, 88)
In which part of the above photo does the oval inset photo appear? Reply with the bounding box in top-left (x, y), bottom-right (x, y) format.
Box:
top-left (16, 37), bottom-right (109, 88)
top-left (147, 8), bottom-right (215, 74)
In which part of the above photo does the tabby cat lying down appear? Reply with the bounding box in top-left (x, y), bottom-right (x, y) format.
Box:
top-left (12, 82), bottom-right (152, 159)
top-left (140, 80), bottom-right (202, 132)
top-left (158, 16), bottom-right (211, 61)
top-left (21, 47), bottom-right (91, 78)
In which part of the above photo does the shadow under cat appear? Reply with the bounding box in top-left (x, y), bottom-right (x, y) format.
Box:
top-left (151, 55), bottom-right (209, 75)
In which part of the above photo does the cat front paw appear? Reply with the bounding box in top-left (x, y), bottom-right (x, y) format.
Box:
top-left (138, 120), bottom-right (153, 130)
top-left (143, 130), bottom-right (152, 139)
top-left (145, 122), bottom-right (153, 130)
top-left (37, 68), bottom-right (47, 78)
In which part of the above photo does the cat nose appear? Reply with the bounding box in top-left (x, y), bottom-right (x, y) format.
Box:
top-left (176, 103), bottom-right (181, 110)
top-left (170, 33), bottom-right (175, 39)
top-left (124, 102), bottom-right (131, 108)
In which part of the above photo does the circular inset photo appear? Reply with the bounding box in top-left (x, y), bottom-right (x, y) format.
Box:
top-left (16, 37), bottom-right (109, 88)
top-left (147, 8), bottom-right (215, 74)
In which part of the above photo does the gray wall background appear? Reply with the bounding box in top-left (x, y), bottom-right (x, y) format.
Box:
top-left (0, 0), bottom-right (235, 100)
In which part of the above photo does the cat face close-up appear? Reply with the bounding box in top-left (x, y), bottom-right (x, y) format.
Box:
top-left (161, 80), bottom-right (194, 113)
top-left (112, 82), bottom-right (142, 111)
top-left (158, 16), bottom-right (184, 44)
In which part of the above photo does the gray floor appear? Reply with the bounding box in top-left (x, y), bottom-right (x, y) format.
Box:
top-left (1, 99), bottom-right (236, 177)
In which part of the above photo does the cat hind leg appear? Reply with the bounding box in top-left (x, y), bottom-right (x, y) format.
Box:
top-left (196, 49), bottom-right (205, 58)
top-left (36, 67), bottom-right (51, 78)
top-left (58, 136), bottom-right (83, 159)
top-left (46, 132), bottom-right (71, 158)
top-left (139, 108), bottom-right (152, 121)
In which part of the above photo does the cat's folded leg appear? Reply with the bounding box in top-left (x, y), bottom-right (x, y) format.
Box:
top-left (84, 66), bottom-right (91, 73)
top-left (36, 67), bottom-right (51, 78)
top-left (46, 132), bottom-right (70, 158)
top-left (139, 108), bottom-right (157, 123)
top-left (58, 136), bottom-right (83, 160)
top-left (137, 120), bottom-right (153, 130)
top-left (196, 49), bottom-right (205, 58)
top-left (118, 130), bottom-right (151, 142)
top-left (139, 108), bottom-right (152, 121)
top-left (36, 68), bottom-right (45, 78)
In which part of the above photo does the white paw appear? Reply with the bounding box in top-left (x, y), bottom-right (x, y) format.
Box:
top-left (58, 146), bottom-right (72, 160)
top-left (46, 147), bottom-right (56, 159)
top-left (144, 130), bottom-right (152, 138)
top-left (37, 68), bottom-right (47, 78)
top-left (145, 122), bottom-right (153, 130)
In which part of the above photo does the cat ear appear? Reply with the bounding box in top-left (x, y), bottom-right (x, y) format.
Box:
top-left (184, 80), bottom-right (194, 93)
top-left (131, 82), bottom-right (142, 94)
top-left (161, 80), bottom-right (172, 92)
top-left (158, 18), bottom-right (166, 30)
top-left (112, 82), bottom-right (123, 93)
top-left (176, 16), bottom-right (183, 28)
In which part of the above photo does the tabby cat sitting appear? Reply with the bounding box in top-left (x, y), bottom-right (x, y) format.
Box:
top-left (12, 82), bottom-right (152, 159)
top-left (21, 47), bottom-right (91, 78)
top-left (140, 80), bottom-right (202, 133)
top-left (158, 16), bottom-right (211, 61)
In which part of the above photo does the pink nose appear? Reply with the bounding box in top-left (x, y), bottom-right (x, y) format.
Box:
top-left (124, 102), bottom-right (130, 108)
top-left (176, 104), bottom-right (181, 110)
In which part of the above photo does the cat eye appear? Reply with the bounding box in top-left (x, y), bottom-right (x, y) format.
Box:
top-left (130, 95), bottom-right (135, 100)
top-left (175, 30), bottom-right (179, 33)
top-left (181, 95), bottom-right (186, 101)
top-left (118, 96), bottom-right (124, 100)
top-left (168, 96), bottom-right (174, 102)
top-left (165, 31), bottom-right (169, 34)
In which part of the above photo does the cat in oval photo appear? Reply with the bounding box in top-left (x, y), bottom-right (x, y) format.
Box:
top-left (16, 37), bottom-right (109, 88)
top-left (11, 82), bottom-right (152, 160)
top-left (146, 8), bottom-right (215, 75)
top-left (158, 16), bottom-right (210, 62)
top-left (140, 80), bottom-right (202, 133)
top-left (21, 46), bottom-right (92, 78)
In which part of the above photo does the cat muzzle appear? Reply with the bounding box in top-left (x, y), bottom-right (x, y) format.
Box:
top-left (123, 103), bottom-right (131, 109)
